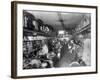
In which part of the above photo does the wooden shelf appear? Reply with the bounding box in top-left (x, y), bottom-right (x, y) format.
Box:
top-left (23, 28), bottom-right (53, 37)
top-left (75, 23), bottom-right (90, 34)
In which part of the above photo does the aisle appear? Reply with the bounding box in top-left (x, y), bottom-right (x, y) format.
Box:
top-left (57, 44), bottom-right (77, 67)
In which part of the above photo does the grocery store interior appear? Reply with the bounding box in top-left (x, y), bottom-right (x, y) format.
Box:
top-left (23, 10), bottom-right (91, 69)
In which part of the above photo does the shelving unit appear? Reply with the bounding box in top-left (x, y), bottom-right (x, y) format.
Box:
top-left (74, 14), bottom-right (91, 35)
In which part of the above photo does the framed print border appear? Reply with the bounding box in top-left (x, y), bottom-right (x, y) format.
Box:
top-left (11, 1), bottom-right (98, 79)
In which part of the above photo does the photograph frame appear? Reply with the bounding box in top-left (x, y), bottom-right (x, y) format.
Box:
top-left (11, 1), bottom-right (98, 79)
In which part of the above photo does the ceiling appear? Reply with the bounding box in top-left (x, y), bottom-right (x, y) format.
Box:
top-left (26, 10), bottom-right (88, 32)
